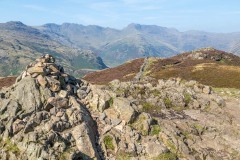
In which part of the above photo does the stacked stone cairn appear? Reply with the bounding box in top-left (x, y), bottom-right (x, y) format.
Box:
top-left (0, 54), bottom-right (100, 159)
top-left (16, 54), bottom-right (79, 95)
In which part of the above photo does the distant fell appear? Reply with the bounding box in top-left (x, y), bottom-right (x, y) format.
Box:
top-left (39, 23), bottom-right (240, 66)
top-left (84, 48), bottom-right (240, 89)
top-left (0, 21), bottom-right (107, 77)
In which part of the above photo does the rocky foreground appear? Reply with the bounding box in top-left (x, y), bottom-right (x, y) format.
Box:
top-left (0, 55), bottom-right (239, 160)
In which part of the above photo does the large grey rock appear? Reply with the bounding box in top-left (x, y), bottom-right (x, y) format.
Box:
top-left (113, 97), bottom-right (137, 123)
top-left (58, 90), bottom-right (68, 98)
top-left (88, 87), bottom-right (112, 112)
top-left (77, 89), bottom-right (87, 99)
top-left (144, 141), bottom-right (168, 158)
top-left (36, 75), bottom-right (48, 88)
top-left (27, 66), bottom-right (46, 75)
top-left (11, 76), bottom-right (42, 113)
top-left (47, 97), bottom-right (69, 109)
top-left (12, 119), bottom-right (25, 134)
top-left (72, 123), bottom-right (100, 159)
top-left (46, 77), bottom-right (61, 92)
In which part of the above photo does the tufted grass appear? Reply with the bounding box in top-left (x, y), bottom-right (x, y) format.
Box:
top-left (153, 152), bottom-right (178, 160)
top-left (150, 125), bottom-right (161, 136)
top-left (103, 135), bottom-right (114, 150)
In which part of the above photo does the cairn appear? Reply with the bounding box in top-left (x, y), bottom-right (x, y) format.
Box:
top-left (0, 54), bottom-right (100, 159)
top-left (16, 54), bottom-right (81, 96)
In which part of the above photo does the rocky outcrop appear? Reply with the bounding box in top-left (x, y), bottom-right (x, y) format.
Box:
top-left (0, 54), bottom-right (100, 160)
top-left (0, 54), bottom-right (240, 160)
top-left (84, 78), bottom-right (240, 160)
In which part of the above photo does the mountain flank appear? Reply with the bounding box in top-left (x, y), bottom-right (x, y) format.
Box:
top-left (0, 21), bottom-right (107, 77)
top-left (0, 54), bottom-right (239, 159)
top-left (84, 48), bottom-right (240, 89)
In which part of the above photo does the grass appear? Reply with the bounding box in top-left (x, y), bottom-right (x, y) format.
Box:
top-left (150, 125), bottom-right (161, 136)
top-left (130, 113), bottom-right (149, 136)
top-left (166, 140), bottom-right (177, 154)
top-left (0, 137), bottom-right (20, 154)
top-left (192, 123), bottom-right (204, 131)
top-left (143, 57), bottom-right (159, 76)
top-left (184, 93), bottom-right (192, 106)
top-left (230, 149), bottom-right (240, 159)
top-left (116, 152), bottom-right (132, 160)
top-left (181, 131), bottom-right (192, 140)
top-left (84, 58), bottom-right (144, 85)
top-left (103, 135), bottom-right (115, 150)
top-left (108, 97), bottom-right (114, 107)
top-left (164, 98), bottom-right (173, 108)
top-left (152, 63), bottom-right (240, 89)
top-left (151, 89), bottom-right (161, 97)
top-left (134, 86), bottom-right (146, 96)
top-left (153, 152), bottom-right (178, 160)
top-left (141, 102), bottom-right (161, 114)
top-left (84, 49), bottom-right (240, 89)
top-left (59, 148), bottom-right (73, 160)
top-left (191, 123), bottom-right (206, 135)
top-left (213, 87), bottom-right (240, 97)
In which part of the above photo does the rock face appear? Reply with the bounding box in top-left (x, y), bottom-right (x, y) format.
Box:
top-left (0, 54), bottom-right (240, 160)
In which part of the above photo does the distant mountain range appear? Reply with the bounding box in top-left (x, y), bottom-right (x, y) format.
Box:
top-left (0, 21), bottom-right (107, 77)
top-left (37, 23), bottom-right (240, 66)
top-left (1, 21), bottom-right (240, 77)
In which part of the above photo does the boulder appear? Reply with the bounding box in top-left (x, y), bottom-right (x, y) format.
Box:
top-left (58, 90), bottom-right (68, 98)
top-left (46, 77), bottom-right (61, 92)
top-left (72, 123), bottom-right (100, 159)
top-left (48, 64), bottom-right (60, 73)
top-left (88, 88), bottom-right (112, 112)
top-left (77, 89), bottom-right (87, 99)
top-left (104, 108), bottom-right (120, 120)
top-left (47, 97), bottom-right (69, 109)
top-left (144, 141), bottom-right (168, 158)
top-left (27, 66), bottom-right (46, 75)
top-left (36, 75), bottom-right (48, 88)
top-left (113, 97), bottom-right (137, 123)
top-left (12, 119), bottom-right (25, 134)
top-left (11, 76), bottom-right (42, 113)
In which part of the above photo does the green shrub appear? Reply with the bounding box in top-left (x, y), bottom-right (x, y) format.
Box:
top-left (4, 138), bottom-right (20, 154)
top-left (108, 97), bottom-right (114, 107)
top-left (103, 135), bottom-right (114, 150)
top-left (184, 93), bottom-right (192, 106)
top-left (141, 102), bottom-right (161, 114)
top-left (150, 125), bottom-right (161, 136)
top-left (164, 98), bottom-right (173, 108)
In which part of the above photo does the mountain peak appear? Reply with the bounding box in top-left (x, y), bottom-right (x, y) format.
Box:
top-left (6, 21), bottom-right (26, 26)
top-left (125, 23), bottom-right (142, 30)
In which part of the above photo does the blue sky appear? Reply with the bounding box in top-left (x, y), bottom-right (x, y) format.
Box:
top-left (0, 0), bottom-right (240, 32)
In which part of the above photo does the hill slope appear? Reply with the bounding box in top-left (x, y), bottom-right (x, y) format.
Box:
top-left (39, 23), bottom-right (240, 66)
top-left (84, 48), bottom-right (240, 89)
top-left (0, 21), bottom-right (107, 77)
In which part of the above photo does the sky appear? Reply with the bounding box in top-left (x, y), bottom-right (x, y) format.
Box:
top-left (0, 0), bottom-right (240, 33)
